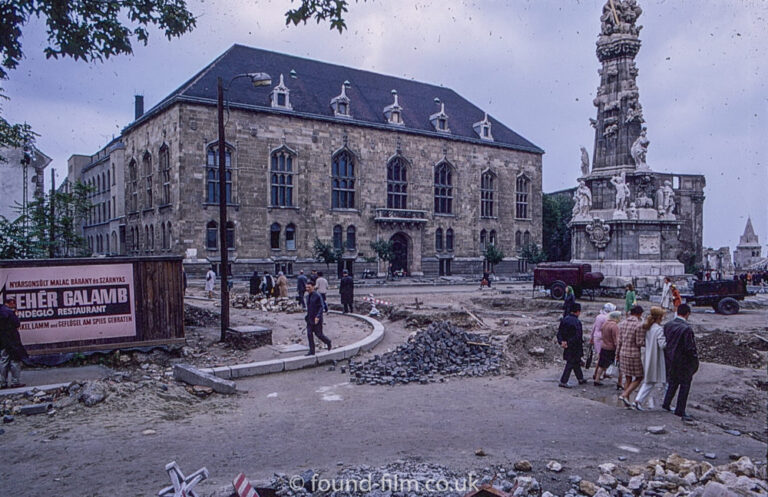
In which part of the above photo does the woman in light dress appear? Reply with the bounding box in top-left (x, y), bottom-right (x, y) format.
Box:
top-left (660, 277), bottom-right (672, 310)
top-left (590, 302), bottom-right (616, 383)
top-left (633, 306), bottom-right (667, 410)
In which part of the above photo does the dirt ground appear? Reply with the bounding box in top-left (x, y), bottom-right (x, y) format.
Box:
top-left (0, 281), bottom-right (766, 496)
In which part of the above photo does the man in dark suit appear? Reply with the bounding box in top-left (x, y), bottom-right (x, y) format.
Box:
top-left (339, 269), bottom-right (354, 313)
top-left (0, 296), bottom-right (27, 389)
top-left (296, 270), bottom-right (308, 308)
top-left (661, 303), bottom-right (698, 421)
top-left (304, 279), bottom-right (331, 356)
top-left (557, 302), bottom-right (587, 388)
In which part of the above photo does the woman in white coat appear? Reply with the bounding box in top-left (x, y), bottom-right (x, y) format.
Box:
top-left (633, 306), bottom-right (667, 410)
top-left (660, 277), bottom-right (672, 311)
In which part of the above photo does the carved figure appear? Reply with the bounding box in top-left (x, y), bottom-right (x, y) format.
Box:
top-left (610, 172), bottom-right (630, 211)
top-left (627, 202), bottom-right (638, 220)
top-left (654, 187), bottom-right (664, 212)
top-left (635, 191), bottom-right (653, 208)
top-left (573, 180), bottom-right (593, 218)
top-left (586, 218), bottom-right (612, 250)
top-left (662, 180), bottom-right (675, 216)
top-left (580, 147), bottom-right (590, 177)
top-left (631, 128), bottom-right (650, 169)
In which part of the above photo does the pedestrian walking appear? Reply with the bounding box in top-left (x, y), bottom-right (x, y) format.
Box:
top-left (661, 304), bottom-right (698, 421)
top-left (0, 296), bottom-right (27, 389)
top-left (592, 307), bottom-right (619, 385)
top-left (557, 302), bottom-right (587, 388)
top-left (340, 269), bottom-right (355, 313)
top-left (304, 280), bottom-right (332, 355)
top-left (296, 270), bottom-right (308, 308)
top-left (633, 306), bottom-right (667, 410)
top-left (205, 266), bottom-right (216, 299)
top-left (480, 270), bottom-right (491, 290)
top-left (660, 277), bottom-right (672, 310)
top-left (670, 284), bottom-right (682, 313)
top-left (262, 271), bottom-right (275, 297)
top-left (624, 284), bottom-right (636, 315)
top-left (563, 285), bottom-right (576, 317)
top-left (617, 305), bottom-right (645, 406)
top-left (315, 271), bottom-right (329, 312)
top-left (276, 271), bottom-right (288, 298)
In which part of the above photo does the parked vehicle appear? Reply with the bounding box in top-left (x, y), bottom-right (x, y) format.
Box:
top-left (533, 262), bottom-right (604, 300)
top-left (682, 279), bottom-right (753, 315)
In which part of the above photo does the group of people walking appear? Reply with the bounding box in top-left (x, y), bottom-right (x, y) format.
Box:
top-left (558, 287), bottom-right (699, 421)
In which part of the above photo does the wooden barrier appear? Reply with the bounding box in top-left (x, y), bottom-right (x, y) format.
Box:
top-left (0, 256), bottom-right (185, 355)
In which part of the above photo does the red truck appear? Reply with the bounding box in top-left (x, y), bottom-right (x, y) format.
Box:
top-left (533, 262), bottom-right (604, 299)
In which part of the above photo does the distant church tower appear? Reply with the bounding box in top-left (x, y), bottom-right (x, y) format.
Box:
top-left (733, 218), bottom-right (762, 269)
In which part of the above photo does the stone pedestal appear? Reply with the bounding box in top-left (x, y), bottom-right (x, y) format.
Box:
top-left (225, 325), bottom-right (273, 350)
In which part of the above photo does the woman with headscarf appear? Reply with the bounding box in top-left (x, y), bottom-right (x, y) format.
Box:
top-left (671, 284), bottom-right (682, 313)
top-left (633, 306), bottom-right (667, 410)
top-left (276, 271), bottom-right (288, 298)
top-left (593, 310), bottom-right (621, 386)
top-left (562, 286), bottom-right (576, 317)
top-left (624, 283), bottom-right (636, 315)
top-left (591, 302), bottom-right (616, 383)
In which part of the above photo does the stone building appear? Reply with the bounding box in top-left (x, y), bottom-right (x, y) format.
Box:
top-left (0, 145), bottom-right (51, 221)
top-left (733, 218), bottom-right (762, 269)
top-left (105, 44), bottom-right (543, 277)
top-left (67, 137), bottom-right (127, 256)
top-left (568, 0), bottom-right (705, 286)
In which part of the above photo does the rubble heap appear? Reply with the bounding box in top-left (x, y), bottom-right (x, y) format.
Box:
top-left (230, 294), bottom-right (303, 313)
top-left (348, 321), bottom-right (502, 385)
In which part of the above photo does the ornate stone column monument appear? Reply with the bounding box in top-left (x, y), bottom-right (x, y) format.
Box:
top-left (568, 0), bottom-right (705, 288)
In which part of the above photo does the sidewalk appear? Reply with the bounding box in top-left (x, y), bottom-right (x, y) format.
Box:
top-left (0, 365), bottom-right (112, 396)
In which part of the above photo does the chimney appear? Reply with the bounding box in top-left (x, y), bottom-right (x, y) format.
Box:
top-left (134, 95), bottom-right (144, 120)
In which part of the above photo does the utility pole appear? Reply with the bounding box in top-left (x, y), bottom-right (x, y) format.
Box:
top-left (217, 76), bottom-right (230, 341)
top-left (49, 168), bottom-right (55, 258)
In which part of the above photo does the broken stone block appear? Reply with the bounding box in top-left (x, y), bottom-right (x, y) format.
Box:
top-left (18, 403), bottom-right (51, 415)
top-left (514, 460), bottom-right (532, 472)
top-left (78, 382), bottom-right (108, 407)
top-left (579, 480), bottom-right (598, 496)
top-left (597, 474), bottom-right (617, 488)
top-left (546, 461), bottom-right (562, 472)
top-left (646, 425), bottom-right (666, 435)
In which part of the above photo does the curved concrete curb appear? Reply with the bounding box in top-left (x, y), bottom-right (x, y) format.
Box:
top-left (201, 311), bottom-right (384, 380)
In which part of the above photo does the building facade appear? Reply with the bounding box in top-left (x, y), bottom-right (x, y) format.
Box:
top-left (733, 218), bottom-right (762, 270)
top-left (0, 145), bottom-right (51, 221)
top-left (78, 45), bottom-right (544, 277)
top-left (68, 138), bottom-right (127, 256)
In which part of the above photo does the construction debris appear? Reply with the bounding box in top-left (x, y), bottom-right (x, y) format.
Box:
top-left (230, 294), bottom-right (304, 313)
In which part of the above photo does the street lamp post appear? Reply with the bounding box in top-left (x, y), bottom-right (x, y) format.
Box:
top-left (216, 72), bottom-right (271, 342)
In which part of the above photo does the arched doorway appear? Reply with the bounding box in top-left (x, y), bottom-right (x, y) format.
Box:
top-left (390, 232), bottom-right (410, 275)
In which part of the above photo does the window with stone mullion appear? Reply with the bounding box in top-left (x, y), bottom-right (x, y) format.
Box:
top-left (387, 157), bottom-right (408, 209)
top-left (143, 154), bottom-right (153, 209)
top-left (332, 152), bottom-right (355, 209)
top-left (206, 147), bottom-right (232, 203)
top-left (481, 172), bottom-right (494, 217)
top-left (434, 162), bottom-right (453, 214)
top-left (160, 145), bottom-right (171, 205)
top-left (271, 151), bottom-right (294, 207)
top-left (516, 176), bottom-right (529, 219)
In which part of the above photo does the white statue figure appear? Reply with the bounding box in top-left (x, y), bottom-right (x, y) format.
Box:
top-left (580, 146), bottom-right (590, 177)
top-left (627, 202), bottom-right (638, 220)
top-left (636, 191), bottom-right (653, 208)
top-left (662, 180), bottom-right (675, 216)
top-left (654, 187), bottom-right (664, 212)
top-left (610, 172), bottom-right (630, 212)
top-left (573, 179), bottom-right (593, 218)
top-left (631, 127), bottom-right (650, 170)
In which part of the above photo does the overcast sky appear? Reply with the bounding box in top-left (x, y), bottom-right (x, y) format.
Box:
top-left (4, 0), bottom-right (766, 253)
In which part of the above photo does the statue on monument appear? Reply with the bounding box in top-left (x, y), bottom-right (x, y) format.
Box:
top-left (572, 179), bottom-right (593, 219)
top-left (600, 0), bottom-right (643, 37)
top-left (662, 180), bottom-right (676, 217)
top-left (610, 172), bottom-right (630, 212)
top-left (580, 147), bottom-right (590, 177)
top-left (631, 127), bottom-right (650, 170)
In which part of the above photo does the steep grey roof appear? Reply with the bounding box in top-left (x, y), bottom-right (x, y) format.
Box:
top-left (127, 44), bottom-right (543, 154)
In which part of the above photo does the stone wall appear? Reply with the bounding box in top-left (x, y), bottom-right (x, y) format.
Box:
top-left (122, 102), bottom-right (543, 277)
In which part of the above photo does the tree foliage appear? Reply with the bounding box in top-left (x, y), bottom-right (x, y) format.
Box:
top-left (542, 193), bottom-right (573, 262)
top-left (0, 180), bottom-right (92, 259)
top-left (483, 243), bottom-right (505, 267)
top-left (369, 239), bottom-right (394, 262)
top-left (520, 243), bottom-right (547, 264)
top-left (285, 0), bottom-right (363, 33)
top-left (313, 238), bottom-right (338, 269)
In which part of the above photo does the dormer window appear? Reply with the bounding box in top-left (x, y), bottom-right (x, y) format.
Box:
top-left (473, 112), bottom-right (494, 141)
top-left (270, 74), bottom-right (292, 110)
top-left (330, 82), bottom-right (351, 118)
top-left (429, 101), bottom-right (450, 133)
top-left (383, 90), bottom-right (404, 126)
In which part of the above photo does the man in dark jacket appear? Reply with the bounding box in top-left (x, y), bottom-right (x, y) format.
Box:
top-left (557, 302), bottom-right (587, 388)
top-left (661, 303), bottom-right (698, 421)
top-left (339, 269), bottom-right (354, 313)
top-left (0, 296), bottom-right (27, 388)
top-left (304, 280), bottom-right (331, 355)
top-left (296, 270), bottom-right (308, 308)
top-left (249, 271), bottom-right (261, 296)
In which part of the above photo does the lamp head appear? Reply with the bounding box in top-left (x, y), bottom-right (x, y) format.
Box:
top-left (247, 72), bottom-right (272, 87)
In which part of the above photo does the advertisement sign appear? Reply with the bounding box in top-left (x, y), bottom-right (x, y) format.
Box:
top-left (0, 263), bottom-right (136, 345)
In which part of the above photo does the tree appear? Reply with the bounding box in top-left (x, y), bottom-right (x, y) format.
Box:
top-left (542, 193), bottom-right (574, 262)
top-left (313, 238), bottom-right (338, 270)
top-left (520, 242), bottom-right (547, 264)
top-left (0, 180), bottom-right (92, 259)
top-left (483, 243), bottom-right (505, 269)
top-left (0, 1), bottom-right (197, 158)
top-left (369, 239), bottom-right (394, 263)
top-left (285, 0), bottom-right (362, 33)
